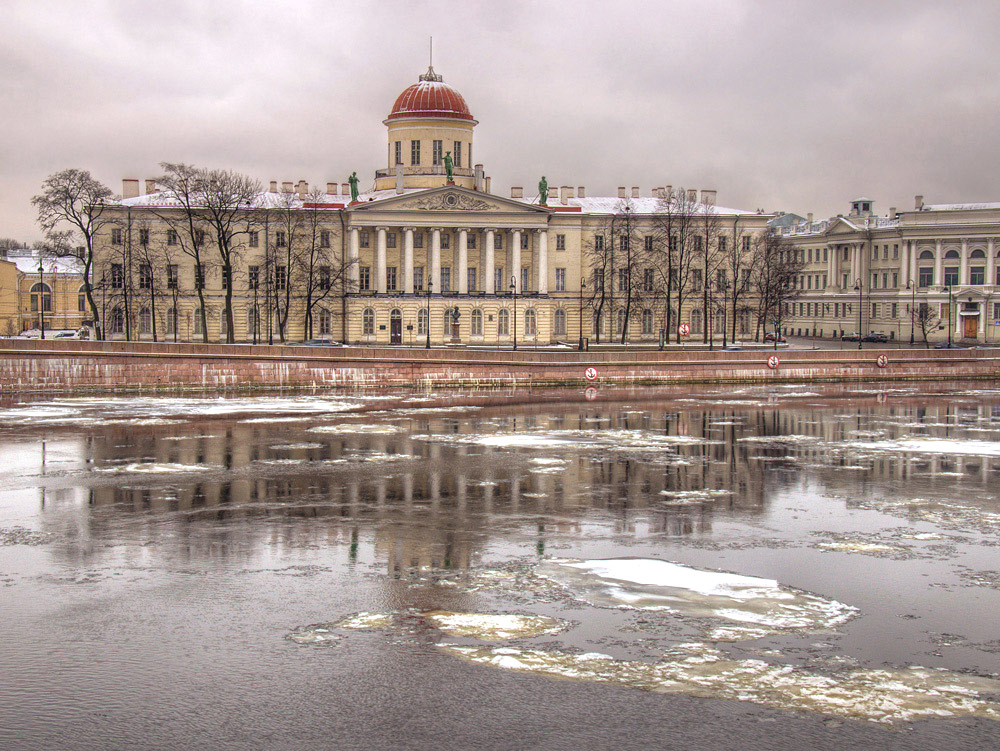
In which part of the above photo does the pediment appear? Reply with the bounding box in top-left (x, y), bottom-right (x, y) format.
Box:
top-left (350, 186), bottom-right (549, 214)
top-left (822, 216), bottom-right (861, 236)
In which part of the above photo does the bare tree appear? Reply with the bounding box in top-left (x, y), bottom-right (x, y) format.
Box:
top-left (583, 198), bottom-right (646, 344)
top-left (751, 229), bottom-right (804, 341)
top-left (913, 302), bottom-right (940, 347)
top-left (721, 215), bottom-right (758, 342)
top-left (31, 169), bottom-right (114, 339)
top-left (298, 189), bottom-right (342, 340)
top-left (652, 187), bottom-right (701, 342)
top-left (696, 193), bottom-right (724, 344)
top-left (269, 189), bottom-right (302, 342)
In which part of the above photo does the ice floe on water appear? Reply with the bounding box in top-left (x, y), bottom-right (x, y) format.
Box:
top-left (287, 623), bottom-right (342, 645)
top-left (537, 558), bottom-right (856, 631)
top-left (658, 489), bottom-right (732, 504)
top-left (336, 612), bottom-right (396, 630)
top-left (424, 611), bottom-right (566, 640)
top-left (95, 462), bottom-right (218, 474)
top-left (307, 424), bottom-right (405, 435)
top-left (440, 642), bottom-right (1000, 724)
top-left (269, 442), bottom-right (324, 451)
top-left (845, 438), bottom-right (1000, 457)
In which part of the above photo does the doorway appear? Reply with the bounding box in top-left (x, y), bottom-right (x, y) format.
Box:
top-left (964, 315), bottom-right (979, 339)
top-left (390, 309), bottom-right (402, 344)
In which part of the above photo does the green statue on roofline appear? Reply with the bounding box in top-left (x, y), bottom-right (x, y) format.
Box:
top-left (348, 171), bottom-right (359, 203)
top-left (538, 176), bottom-right (548, 205)
top-left (444, 151), bottom-right (454, 183)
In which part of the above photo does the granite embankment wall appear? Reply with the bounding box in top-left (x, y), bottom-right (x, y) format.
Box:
top-left (0, 340), bottom-right (998, 394)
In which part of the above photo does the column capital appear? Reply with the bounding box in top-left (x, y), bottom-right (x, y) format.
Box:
top-left (375, 226), bottom-right (389, 233)
top-left (402, 226), bottom-right (416, 234)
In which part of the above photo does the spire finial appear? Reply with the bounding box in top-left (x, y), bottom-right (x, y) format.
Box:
top-left (419, 38), bottom-right (443, 82)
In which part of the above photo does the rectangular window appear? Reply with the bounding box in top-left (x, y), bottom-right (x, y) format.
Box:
top-left (644, 236), bottom-right (653, 252)
top-left (823, 248), bottom-right (828, 262)
top-left (892, 302), bottom-right (898, 318)
top-left (883, 245), bottom-right (889, 260)
top-left (971, 266), bottom-right (985, 285)
top-left (359, 266), bottom-right (370, 291)
top-left (742, 236), bottom-right (751, 252)
top-left (195, 265), bottom-right (205, 290)
top-left (941, 302), bottom-right (950, 321)
top-left (167, 229), bottom-right (178, 246)
top-left (167, 265), bottom-right (178, 290)
top-left (467, 267), bottom-right (476, 292)
top-left (110, 263), bottom-right (123, 288)
top-left (494, 233), bottom-right (503, 250)
top-left (944, 267), bottom-right (959, 286)
top-left (994, 302), bottom-right (1000, 320)
top-left (222, 267), bottom-right (231, 290)
top-left (918, 267), bottom-right (932, 288)
top-left (319, 266), bottom-right (331, 290)
top-left (593, 269), bottom-right (605, 290)
top-left (892, 272), bottom-right (898, 288)
top-left (893, 244), bottom-right (899, 259)
top-left (453, 141), bottom-right (462, 168)
top-left (882, 273), bottom-right (888, 289)
top-left (556, 234), bottom-right (566, 251)
top-left (387, 232), bottom-right (396, 249)
top-left (413, 232), bottom-right (423, 249)
top-left (643, 268), bottom-right (654, 292)
top-left (692, 269), bottom-right (703, 293)
top-left (276, 231), bottom-right (286, 248)
top-left (716, 270), bottom-right (726, 289)
top-left (320, 230), bottom-right (330, 248)
top-left (871, 302), bottom-right (878, 318)
top-left (386, 266), bottom-right (397, 291)
top-left (521, 267), bottom-right (529, 292)
top-left (871, 273), bottom-right (877, 289)
top-left (111, 228), bottom-right (122, 245)
top-left (693, 235), bottom-right (702, 253)
top-left (495, 267), bottom-right (503, 292)
top-left (872, 246), bottom-right (878, 260)
top-left (411, 140), bottom-right (420, 166)
top-left (618, 268), bottom-right (627, 292)
top-left (594, 235), bottom-right (604, 252)
top-left (394, 141), bottom-right (401, 165)
top-left (433, 140), bottom-right (443, 165)
top-left (468, 233), bottom-right (476, 249)
top-left (718, 236), bottom-right (727, 253)
top-left (249, 231), bottom-right (258, 248)
top-left (139, 264), bottom-right (152, 290)
top-left (414, 266), bottom-right (424, 291)
top-left (441, 233), bottom-right (450, 249)
top-left (521, 234), bottom-right (528, 250)
top-left (248, 266), bottom-right (259, 290)
top-left (441, 267), bottom-right (451, 292)
top-left (195, 230), bottom-right (205, 247)
top-left (138, 229), bottom-right (149, 246)
top-left (555, 268), bottom-right (566, 291)
top-left (360, 231), bottom-right (370, 248)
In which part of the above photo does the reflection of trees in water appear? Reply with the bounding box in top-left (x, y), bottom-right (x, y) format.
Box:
top-left (36, 395), bottom-right (1000, 569)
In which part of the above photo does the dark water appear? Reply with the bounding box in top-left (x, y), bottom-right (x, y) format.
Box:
top-left (2, 384), bottom-right (1000, 749)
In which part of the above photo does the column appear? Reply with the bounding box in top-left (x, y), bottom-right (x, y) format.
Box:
top-left (431, 229), bottom-right (441, 293)
top-left (909, 240), bottom-right (918, 287)
top-left (900, 240), bottom-right (910, 289)
top-left (349, 228), bottom-right (360, 286)
top-left (376, 227), bottom-right (387, 294)
top-left (536, 229), bottom-right (548, 293)
top-left (828, 244), bottom-right (837, 288)
top-left (484, 229), bottom-right (495, 293)
top-left (403, 228), bottom-right (414, 293)
top-left (934, 239), bottom-right (943, 286)
top-left (458, 229), bottom-right (468, 294)
top-left (511, 230), bottom-right (522, 292)
top-left (988, 238), bottom-right (996, 288)
top-left (960, 238), bottom-right (969, 286)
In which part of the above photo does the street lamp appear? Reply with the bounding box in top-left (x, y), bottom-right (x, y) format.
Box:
top-left (38, 257), bottom-right (45, 340)
top-left (906, 280), bottom-right (916, 346)
top-left (853, 278), bottom-right (863, 350)
top-left (511, 275), bottom-right (518, 350)
top-left (425, 279), bottom-right (432, 349)
top-left (578, 276), bottom-right (586, 351)
top-left (942, 282), bottom-right (953, 348)
top-left (718, 278), bottom-right (730, 349)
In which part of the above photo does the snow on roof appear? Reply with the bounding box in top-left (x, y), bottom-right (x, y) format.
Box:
top-left (5, 248), bottom-right (83, 276)
top-left (521, 194), bottom-right (758, 216)
top-left (922, 202), bottom-right (1000, 212)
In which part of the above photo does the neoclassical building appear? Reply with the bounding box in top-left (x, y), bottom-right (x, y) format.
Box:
top-left (777, 197), bottom-right (1000, 343)
top-left (96, 65), bottom-right (770, 346)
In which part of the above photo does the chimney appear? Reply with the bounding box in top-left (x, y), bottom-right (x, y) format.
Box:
top-left (618, 186), bottom-right (626, 198)
top-left (474, 164), bottom-right (484, 190)
top-left (342, 184), bottom-right (350, 196)
top-left (270, 181), bottom-right (278, 193)
top-left (296, 180), bottom-right (308, 198)
top-left (282, 181), bottom-right (293, 193)
top-left (807, 212), bottom-right (813, 223)
top-left (889, 206), bottom-right (897, 219)
top-left (915, 195), bottom-right (924, 210)
top-left (701, 189), bottom-right (717, 206)
top-left (548, 187), bottom-right (557, 202)
top-left (560, 186), bottom-right (570, 205)
top-left (631, 186), bottom-right (639, 198)
top-left (577, 186), bottom-right (585, 198)
top-left (122, 179), bottom-right (139, 198)
top-left (511, 186), bottom-right (523, 199)
top-left (326, 182), bottom-right (337, 195)
top-left (144, 179), bottom-right (156, 195)
top-left (687, 189), bottom-right (697, 203)
top-left (485, 176), bottom-right (491, 193)
top-left (395, 163), bottom-right (404, 194)
top-left (664, 184), bottom-right (672, 199)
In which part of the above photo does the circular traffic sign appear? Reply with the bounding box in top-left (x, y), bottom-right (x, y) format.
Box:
top-left (767, 355), bottom-right (780, 370)
top-left (678, 323), bottom-right (690, 337)
top-left (876, 354), bottom-right (889, 368)
top-left (584, 367), bottom-right (598, 381)
top-left (584, 386), bottom-right (598, 401)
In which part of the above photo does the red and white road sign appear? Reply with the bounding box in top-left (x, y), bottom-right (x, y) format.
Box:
top-left (584, 386), bottom-right (598, 401)
top-left (678, 323), bottom-right (690, 337)
top-left (584, 367), bottom-right (598, 381)
top-left (876, 354), bottom-right (889, 368)
top-left (767, 355), bottom-right (780, 370)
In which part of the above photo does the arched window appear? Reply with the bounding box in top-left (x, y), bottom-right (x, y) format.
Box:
top-left (362, 308), bottom-right (375, 336)
top-left (691, 308), bottom-right (703, 334)
top-left (616, 309), bottom-right (625, 335)
top-left (247, 306), bottom-right (260, 341)
top-left (593, 310), bottom-right (603, 336)
top-left (138, 307), bottom-right (152, 335)
top-left (471, 308), bottom-right (483, 336)
top-left (497, 308), bottom-right (510, 336)
top-left (77, 285), bottom-right (87, 313)
top-left (738, 309), bottom-right (751, 335)
top-left (945, 249), bottom-right (960, 260)
top-left (970, 249), bottom-right (986, 259)
top-left (553, 308), bottom-right (566, 336)
top-left (109, 306), bottom-right (125, 335)
top-left (318, 308), bottom-right (332, 337)
top-left (918, 250), bottom-right (934, 261)
top-left (29, 283), bottom-right (51, 313)
top-left (715, 307), bottom-right (726, 334)
top-left (443, 309), bottom-right (453, 333)
top-left (220, 310), bottom-right (229, 339)
top-left (193, 307), bottom-right (204, 336)
top-left (166, 306), bottom-right (178, 336)
top-left (641, 309), bottom-right (653, 335)
top-left (417, 308), bottom-right (428, 336)
top-left (524, 308), bottom-right (537, 336)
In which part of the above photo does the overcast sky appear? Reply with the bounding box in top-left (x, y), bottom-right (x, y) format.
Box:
top-left (4, 0), bottom-right (1000, 241)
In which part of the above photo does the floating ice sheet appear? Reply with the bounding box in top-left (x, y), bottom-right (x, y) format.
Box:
top-left (845, 438), bottom-right (1000, 457)
top-left (537, 558), bottom-right (856, 631)
top-left (424, 611), bottom-right (567, 640)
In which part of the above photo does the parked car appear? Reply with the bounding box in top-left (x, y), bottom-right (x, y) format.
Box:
top-left (841, 332), bottom-right (861, 342)
top-left (764, 331), bottom-right (786, 343)
top-left (861, 332), bottom-right (888, 343)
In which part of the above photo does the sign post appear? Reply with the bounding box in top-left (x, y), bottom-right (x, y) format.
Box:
top-left (584, 367), bottom-right (598, 382)
top-left (678, 323), bottom-right (690, 350)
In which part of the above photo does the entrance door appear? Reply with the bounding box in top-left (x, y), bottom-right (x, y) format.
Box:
top-left (390, 309), bottom-right (402, 344)
top-left (964, 315), bottom-right (979, 339)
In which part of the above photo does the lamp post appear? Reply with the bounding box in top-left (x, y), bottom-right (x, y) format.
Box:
top-left (943, 282), bottom-right (953, 348)
top-left (38, 257), bottom-right (45, 340)
top-left (425, 279), bottom-right (432, 349)
top-left (578, 276), bottom-right (586, 351)
top-left (718, 278), bottom-right (729, 349)
top-left (511, 275), bottom-right (518, 350)
top-left (853, 278), bottom-right (863, 350)
top-left (707, 281), bottom-right (714, 351)
top-left (906, 280), bottom-right (916, 346)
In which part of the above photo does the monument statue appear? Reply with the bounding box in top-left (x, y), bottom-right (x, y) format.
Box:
top-left (444, 151), bottom-right (454, 183)
top-left (348, 171), bottom-right (359, 202)
top-left (538, 176), bottom-right (548, 205)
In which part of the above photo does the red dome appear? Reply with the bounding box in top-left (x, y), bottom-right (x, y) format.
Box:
top-left (387, 67), bottom-right (474, 122)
